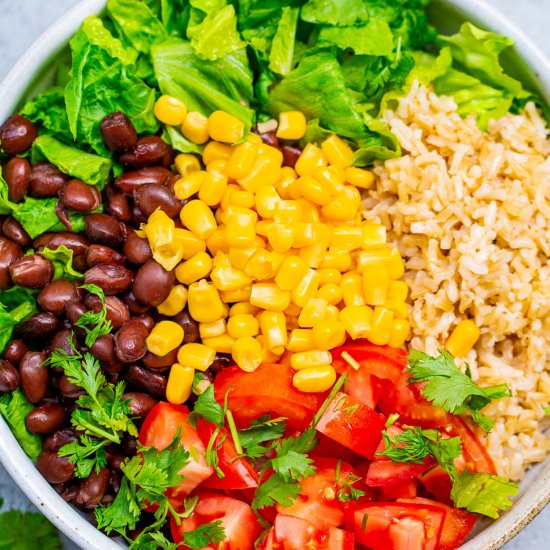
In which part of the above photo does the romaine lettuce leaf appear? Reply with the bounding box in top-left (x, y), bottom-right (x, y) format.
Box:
top-left (40, 246), bottom-right (84, 282)
top-left (65, 17), bottom-right (159, 156)
top-left (32, 135), bottom-right (111, 188)
top-left (162, 126), bottom-right (204, 155)
top-left (301, 0), bottom-right (370, 27)
top-left (0, 293), bottom-right (37, 356)
top-left (268, 7), bottom-right (299, 76)
top-left (317, 20), bottom-right (394, 56)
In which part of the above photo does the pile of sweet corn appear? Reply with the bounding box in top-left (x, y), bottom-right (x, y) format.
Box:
top-left (143, 95), bottom-right (413, 404)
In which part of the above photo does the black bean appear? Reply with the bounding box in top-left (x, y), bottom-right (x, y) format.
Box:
top-left (38, 280), bottom-right (81, 317)
top-left (90, 334), bottom-right (117, 364)
top-left (123, 230), bottom-right (152, 265)
top-left (132, 260), bottom-right (175, 307)
top-left (85, 213), bottom-right (126, 247)
top-left (2, 339), bottom-right (28, 366)
top-left (25, 403), bottom-right (67, 434)
top-left (122, 392), bottom-right (158, 419)
top-left (115, 319), bottom-right (150, 363)
top-left (173, 310), bottom-right (200, 344)
top-left (0, 236), bottom-right (23, 290)
top-left (58, 374), bottom-right (84, 398)
top-left (44, 427), bottom-right (76, 451)
top-left (210, 353), bottom-right (235, 373)
top-left (133, 184), bottom-right (182, 218)
top-left (60, 179), bottom-right (102, 212)
top-left (126, 365), bottom-right (166, 400)
top-left (259, 130), bottom-right (280, 149)
top-left (119, 136), bottom-right (171, 169)
top-left (123, 292), bottom-right (150, 315)
top-left (75, 467), bottom-right (110, 509)
top-left (65, 302), bottom-right (87, 325)
top-left (85, 244), bottom-right (125, 268)
top-left (100, 112), bottom-right (137, 153)
top-left (0, 115), bottom-right (37, 154)
top-left (84, 294), bottom-right (130, 329)
top-left (143, 348), bottom-right (178, 371)
top-left (105, 187), bottom-right (131, 222)
top-left (17, 313), bottom-right (58, 346)
top-left (36, 450), bottom-right (74, 484)
top-left (114, 166), bottom-right (173, 195)
top-left (0, 359), bottom-right (20, 392)
top-left (19, 351), bottom-right (48, 404)
top-left (49, 329), bottom-right (77, 358)
top-left (9, 254), bottom-right (53, 288)
top-left (83, 264), bottom-right (133, 295)
top-left (29, 162), bottom-right (69, 198)
top-left (134, 314), bottom-right (155, 332)
top-left (282, 145), bottom-right (302, 168)
top-left (3, 157), bottom-right (30, 202)
top-left (34, 232), bottom-right (90, 256)
top-left (1, 216), bottom-right (31, 246)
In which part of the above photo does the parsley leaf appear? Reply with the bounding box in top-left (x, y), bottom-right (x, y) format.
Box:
top-left (450, 470), bottom-right (519, 518)
top-left (0, 509), bottom-right (61, 550)
top-left (128, 531), bottom-right (178, 550)
top-left (95, 476), bottom-right (140, 534)
top-left (252, 473), bottom-right (302, 511)
top-left (408, 349), bottom-right (511, 431)
top-left (336, 474), bottom-right (366, 502)
top-left (191, 385), bottom-right (224, 426)
top-left (74, 284), bottom-right (112, 346)
top-left (271, 428), bottom-right (318, 482)
top-left (57, 434), bottom-right (108, 478)
top-left (238, 416), bottom-right (287, 459)
top-left (183, 520), bottom-right (226, 548)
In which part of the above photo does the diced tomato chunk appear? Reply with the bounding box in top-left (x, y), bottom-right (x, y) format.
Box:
top-left (366, 457), bottom-right (435, 487)
top-left (316, 392), bottom-right (386, 459)
top-left (379, 479), bottom-right (418, 500)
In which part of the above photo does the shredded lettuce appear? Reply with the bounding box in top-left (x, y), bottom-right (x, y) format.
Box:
top-left (39, 246), bottom-right (84, 282)
top-left (0, 288), bottom-right (37, 356)
top-left (317, 20), bottom-right (394, 56)
top-left (268, 7), bottom-right (299, 76)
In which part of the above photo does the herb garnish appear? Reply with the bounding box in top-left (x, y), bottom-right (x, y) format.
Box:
top-left (74, 284), bottom-right (112, 346)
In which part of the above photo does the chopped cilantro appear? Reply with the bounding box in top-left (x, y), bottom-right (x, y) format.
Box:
top-left (183, 520), bottom-right (226, 548)
top-left (238, 416), bottom-right (286, 459)
top-left (74, 284), bottom-right (112, 346)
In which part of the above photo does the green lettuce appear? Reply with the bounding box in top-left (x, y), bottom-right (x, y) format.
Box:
top-left (0, 289), bottom-right (37, 356)
top-left (32, 135), bottom-right (112, 188)
top-left (268, 7), bottom-right (299, 76)
top-left (0, 390), bottom-right (43, 461)
top-left (65, 17), bottom-right (159, 156)
top-left (40, 246), bottom-right (84, 282)
top-left (317, 20), bottom-right (394, 56)
top-left (301, 0), bottom-right (370, 26)
top-left (162, 126), bottom-right (204, 155)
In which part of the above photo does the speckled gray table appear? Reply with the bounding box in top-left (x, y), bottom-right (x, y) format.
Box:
top-left (1, 1), bottom-right (549, 548)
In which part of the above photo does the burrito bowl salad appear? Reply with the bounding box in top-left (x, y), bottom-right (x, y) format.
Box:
top-left (1, 0), bottom-right (549, 548)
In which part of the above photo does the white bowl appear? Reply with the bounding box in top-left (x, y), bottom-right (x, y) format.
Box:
top-left (0, 1), bottom-right (548, 549)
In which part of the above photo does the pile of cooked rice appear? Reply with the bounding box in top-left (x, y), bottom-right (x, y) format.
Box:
top-left (365, 82), bottom-right (550, 481)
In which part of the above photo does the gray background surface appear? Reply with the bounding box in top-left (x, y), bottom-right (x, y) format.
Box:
top-left (0, 0), bottom-right (548, 548)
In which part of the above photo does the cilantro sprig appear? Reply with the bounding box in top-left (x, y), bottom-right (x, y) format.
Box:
top-left (408, 349), bottom-right (511, 432)
top-left (74, 284), bottom-right (112, 346)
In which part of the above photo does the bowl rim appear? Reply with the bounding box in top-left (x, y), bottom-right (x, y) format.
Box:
top-left (0, 1), bottom-right (549, 549)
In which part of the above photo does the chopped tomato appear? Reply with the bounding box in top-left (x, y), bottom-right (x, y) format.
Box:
top-left (214, 363), bottom-right (328, 430)
top-left (139, 403), bottom-right (213, 502)
top-left (263, 514), bottom-right (354, 550)
top-left (399, 497), bottom-right (477, 550)
top-left (331, 342), bottom-right (406, 408)
top-left (171, 493), bottom-right (260, 550)
top-left (351, 500), bottom-right (446, 550)
top-left (310, 433), bottom-right (361, 464)
top-left (379, 479), bottom-right (418, 500)
top-left (316, 392), bottom-right (386, 459)
top-left (418, 465), bottom-right (454, 504)
top-left (448, 417), bottom-right (497, 475)
top-left (276, 458), bottom-right (357, 529)
top-left (378, 372), bottom-right (453, 428)
top-left (196, 420), bottom-right (258, 490)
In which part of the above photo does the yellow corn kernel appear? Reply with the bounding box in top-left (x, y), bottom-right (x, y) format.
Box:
top-left (291, 223), bottom-right (318, 248)
top-left (383, 299), bottom-right (408, 320)
top-left (143, 209), bottom-right (175, 249)
top-left (287, 329), bottom-right (314, 352)
top-left (255, 186), bottom-right (284, 219)
top-left (166, 364), bottom-right (195, 404)
top-left (368, 307), bottom-right (394, 346)
top-left (284, 302), bottom-right (302, 318)
top-left (174, 171), bottom-right (206, 201)
top-left (147, 321), bottom-right (185, 356)
top-left (210, 253), bottom-right (252, 292)
top-left (274, 167), bottom-right (297, 199)
top-left (175, 252), bottom-right (212, 285)
top-left (363, 266), bottom-right (389, 306)
top-left (203, 141), bottom-right (232, 165)
top-left (218, 204), bottom-right (257, 226)
top-left (187, 280), bottom-right (225, 323)
top-left (321, 186), bottom-right (361, 221)
top-left (312, 320), bottom-right (346, 351)
top-left (276, 111), bottom-right (307, 140)
top-left (225, 217), bottom-right (257, 249)
top-left (157, 285), bottom-right (188, 316)
top-left (180, 200), bottom-right (217, 239)
top-left (250, 284), bottom-right (291, 312)
top-left (293, 365), bottom-right (336, 393)
top-left (226, 141), bottom-right (258, 180)
top-left (202, 334), bottom-right (236, 354)
top-left (319, 250), bottom-right (352, 271)
top-left (177, 343), bottom-right (216, 372)
top-left (174, 228), bottom-right (207, 260)
top-left (296, 199), bottom-right (320, 223)
top-left (258, 310), bottom-right (287, 354)
top-left (388, 280), bottom-right (409, 303)
top-left (314, 166), bottom-right (345, 195)
top-left (362, 224), bottom-right (387, 249)
top-left (340, 272), bottom-right (366, 307)
top-left (206, 159), bottom-right (228, 176)
top-left (257, 143), bottom-right (284, 165)
top-left (227, 314), bottom-right (259, 339)
top-left (324, 304), bottom-right (340, 324)
top-left (229, 302), bottom-right (260, 317)
top-left (291, 269), bottom-right (320, 308)
top-left (232, 336), bottom-right (262, 372)
top-left (208, 110), bottom-right (245, 144)
top-left (329, 227), bottom-right (362, 253)
top-left (198, 172), bottom-right (228, 207)
top-left (154, 95), bottom-right (187, 126)
top-left (345, 166), bottom-right (375, 189)
top-left (295, 143), bottom-right (327, 176)
top-left (291, 350), bottom-right (332, 370)
top-left (355, 248), bottom-right (392, 273)
top-left (299, 224), bottom-right (332, 268)
top-left (273, 200), bottom-right (304, 224)
top-left (257, 335), bottom-right (283, 363)
top-left (175, 153), bottom-right (201, 177)
top-left (295, 175), bottom-right (331, 206)
top-left (228, 246), bottom-right (257, 271)
top-left (318, 268), bottom-right (341, 285)
top-left (182, 111), bottom-right (209, 144)
top-left (247, 133), bottom-right (262, 144)
top-left (266, 223), bottom-right (294, 253)
top-left (298, 298), bottom-right (328, 328)
top-left (340, 305), bottom-right (373, 340)
top-left (199, 319), bottom-right (226, 340)
top-left (206, 226), bottom-right (230, 256)
top-left (387, 247), bottom-right (405, 279)
top-left (222, 186), bottom-right (255, 210)
top-left (316, 283), bottom-right (343, 306)
top-left (388, 320), bottom-right (410, 349)
top-left (274, 256), bottom-right (309, 292)
top-left (244, 249), bottom-right (279, 280)
top-left (220, 286), bottom-right (252, 303)
top-left (445, 320), bottom-right (480, 358)
top-left (321, 134), bottom-right (353, 169)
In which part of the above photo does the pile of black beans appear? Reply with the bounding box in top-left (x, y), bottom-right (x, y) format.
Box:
top-left (0, 111), bottom-right (241, 517)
